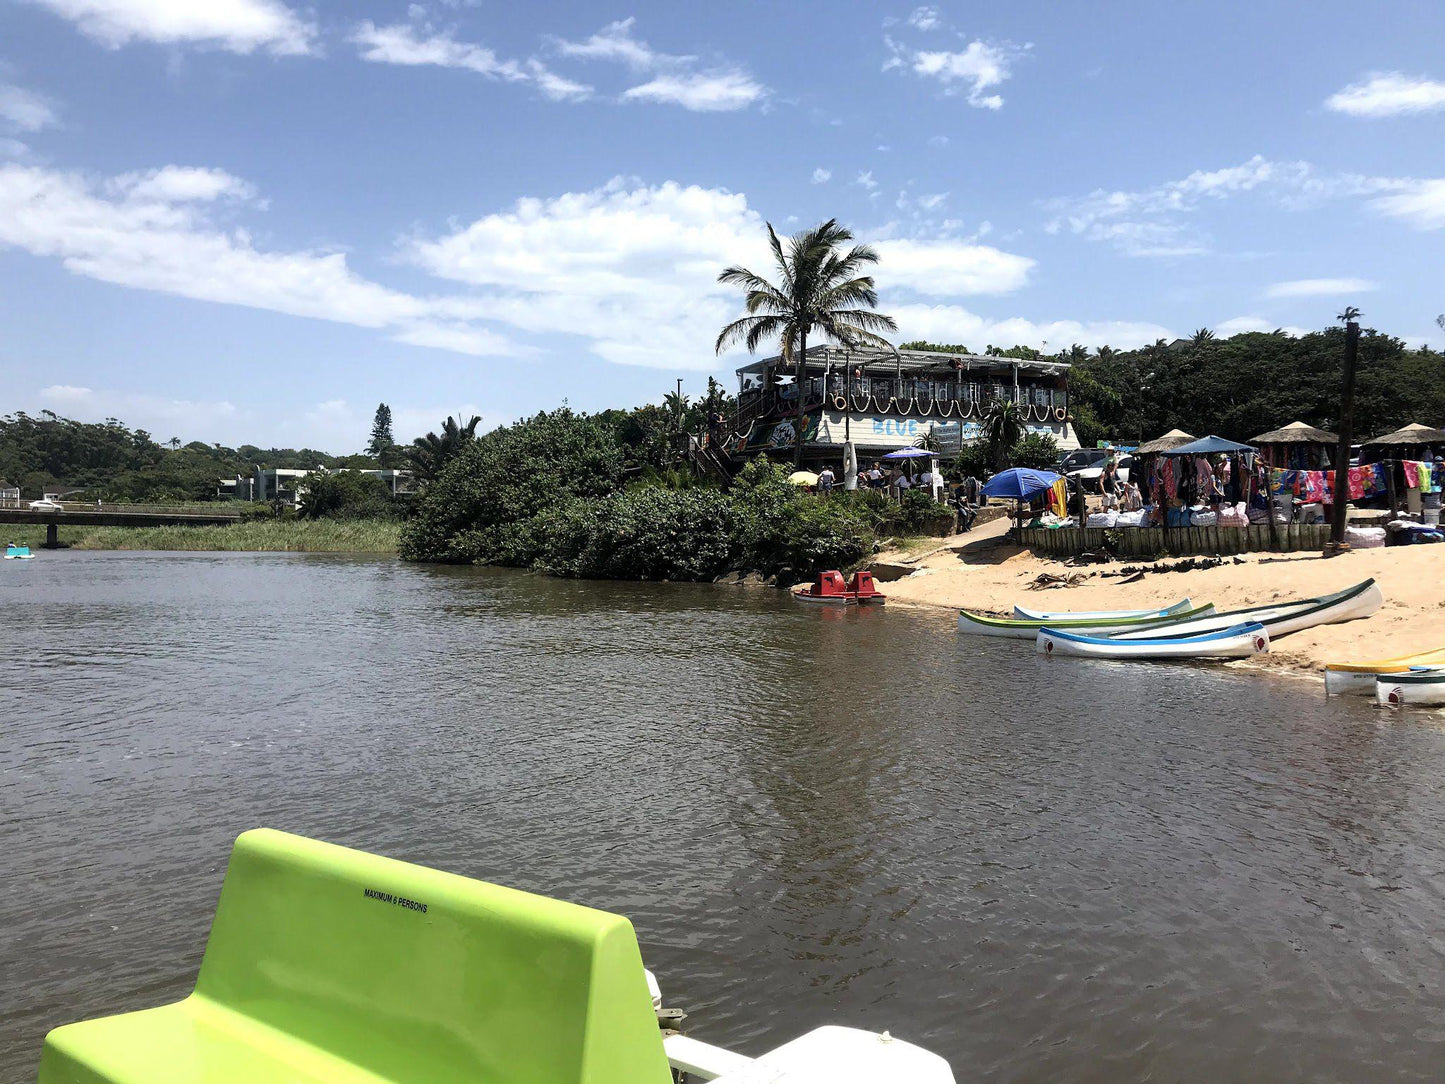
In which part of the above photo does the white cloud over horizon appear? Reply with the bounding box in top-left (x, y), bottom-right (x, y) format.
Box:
top-left (1266, 277), bottom-right (1378, 299)
top-left (1327, 72), bottom-right (1445, 117)
top-left (28, 0), bottom-right (316, 55)
top-left (1215, 316), bottom-right (1311, 338)
top-left (0, 161), bottom-right (521, 359)
top-left (887, 303), bottom-right (1173, 351)
top-left (1043, 154), bottom-right (1444, 255)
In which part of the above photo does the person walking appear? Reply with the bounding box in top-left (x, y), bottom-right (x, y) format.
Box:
top-left (818, 465), bottom-right (836, 494)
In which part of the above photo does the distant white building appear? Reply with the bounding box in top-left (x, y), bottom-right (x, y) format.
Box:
top-left (0, 479), bottom-right (19, 507)
top-left (223, 466), bottom-right (413, 504)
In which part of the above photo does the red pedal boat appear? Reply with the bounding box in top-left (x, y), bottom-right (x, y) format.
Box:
top-left (793, 569), bottom-right (887, 605)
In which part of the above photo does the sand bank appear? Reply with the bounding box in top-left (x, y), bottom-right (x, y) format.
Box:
top-left (876, 517), bottom-right (1445, 677)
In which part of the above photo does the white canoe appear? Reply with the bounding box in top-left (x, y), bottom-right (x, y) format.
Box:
top-left (959, 602), bottom-right (1215, 639)
top-left (1376, 668), bottom-right (1445, 708)
top-left (1112, 579), bottom-right (1381, 643)
top-left (1324, 646), bottom-right (1445, 696)
top-left (1012, 597), bottom-right (1194, 621)
top-left (1037, 621), bottom-right (1270, 660)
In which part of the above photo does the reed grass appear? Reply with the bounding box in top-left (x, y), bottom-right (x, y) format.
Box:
top-left (3, 519), bottom-right (401, 553)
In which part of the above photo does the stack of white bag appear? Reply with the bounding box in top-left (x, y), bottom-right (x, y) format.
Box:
top-left (1191, 508), bottom-right (1218, 527)
top-left (1087, 510), bottom-right (1118, 528)
top-left (1114, 509), bottom-right (1147, 527)
top-left (1217, 502), bottom-right (1249, 528)
top-left (1345, 525), bottom-right (1386, 549)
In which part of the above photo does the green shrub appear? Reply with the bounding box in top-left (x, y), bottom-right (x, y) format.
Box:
top-left (299, 471), bottom-right (399, 520)
top-left (540, 487), bottom-right (737, 580)
top-left (1009, 431), bottom-right (1060, 470)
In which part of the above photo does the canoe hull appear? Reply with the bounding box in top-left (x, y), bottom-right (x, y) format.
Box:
top-left (959, 602), bottom-right (1215, 639)
top-left (1376, 671), bottom-right (1445, 707)
top-left (1011, 597), bottom-right (1193, 621)
top-left (1114, 579), bottom-right (1381, 642)
top-left (1038, 622), bottom-right (1270, 660)
top-left (1324, 645), bottom-right (1445, 695)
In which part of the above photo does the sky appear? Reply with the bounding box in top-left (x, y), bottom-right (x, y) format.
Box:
top-left (0, 0), bottom-right (1442, 452)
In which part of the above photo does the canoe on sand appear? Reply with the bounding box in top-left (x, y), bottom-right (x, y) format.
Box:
top-left (1111, 579), bottom-right (1381, 642)
top-left (1324, 646), bottom-right (1445, 696)
top-left (1012, 597), bottom-right (1194, 621)
top-left (1376, 668), bottom-right (1445, 708)
top-left (958, 602), bottom-right (1215, 640)
top-left (1037, 622), bottom-right (1270, 661)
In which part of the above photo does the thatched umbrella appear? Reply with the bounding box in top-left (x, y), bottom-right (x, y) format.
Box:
top-left (1364, 421), bottom-right (1445, 447)
top-left (1250, 420), bottom-right (1338, 445)
top-left (1135, 429), bottom-right (1195, 454)
top-left (1250, 419), bottom-right (1339, 470)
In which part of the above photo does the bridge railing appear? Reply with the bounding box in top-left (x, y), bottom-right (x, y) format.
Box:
top-left (5, 500), bottom-right (249, 517)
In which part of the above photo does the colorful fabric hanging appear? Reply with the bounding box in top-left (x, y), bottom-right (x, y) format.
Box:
top-left (1419, 462), bottom-right (1437, 495)
top-left (1301, 470), bottom-right (1326, 503)
top-left (1048, 478), bottom-right (1068, 516)
top-left (1404, 460), bottom-right (1421, 489)
top-left (1347, 466), bottom-right (1365, 500)
top-left (1162, 457), bottom-right (1177, 498)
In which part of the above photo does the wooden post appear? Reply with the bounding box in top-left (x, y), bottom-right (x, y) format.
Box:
top-left (1386, 459), bottom-right (1399, 519)
top-left (1328, 319), bottom-right (1360, 551)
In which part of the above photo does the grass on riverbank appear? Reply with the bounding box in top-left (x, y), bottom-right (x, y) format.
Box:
top-left (3, 519), bottom-right (401, 553)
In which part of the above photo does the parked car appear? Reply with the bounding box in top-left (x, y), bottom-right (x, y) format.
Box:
top-left (28, 498), bottom-right (63, 511)
top-left (1057, 450), bottom-right (1132, 492)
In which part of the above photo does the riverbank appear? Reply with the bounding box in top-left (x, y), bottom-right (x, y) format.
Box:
top-left (2, 519), bottom-right (401, 553)
top-left (875, 516), bottom-right (1445, 678)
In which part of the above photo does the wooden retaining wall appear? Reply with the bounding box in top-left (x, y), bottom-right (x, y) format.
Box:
top-left (1017, 523), bottom-right (1331, 558)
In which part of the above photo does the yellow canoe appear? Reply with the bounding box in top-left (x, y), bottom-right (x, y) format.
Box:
top-left (1324, 646), bottom-right (1445, 695)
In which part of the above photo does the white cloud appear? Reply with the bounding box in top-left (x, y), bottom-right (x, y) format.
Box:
top-left (0, 83), bottom-right (58, 132)
top-left (111, 165), bottom-right (256, 203)
top-left (1327, 72), bottom-right (1445, 117)
top-left (349, 22), bottom-right (592, 101)
top-left (622, 70), bottom-right (765, 112)
top-left (1216, 316), bottom-right (1311, 338)
top-left (874, 239), bottom-right (1034, 295)
top-left (552, 17), bottom-right (681, 70)
top-left (1370, 179), bottom-right (1445, 230)
top-left (408, 178), bottom-right (768, 369)
top-left (811, 167), bottom-right (832, 184)
top-left (0, 162), bottom-right (521, 359)
top-left (0, 138), bottom-right (32, 159)
top-left (928, 134), bottom-right (949, 147)
top-left (888, 303), bottom-right (1172, 351)
top-left (406, 177), bottom-right (1040, 369)
top-left (854, 170), bottom-right (878, 191)
top-left (884, 36), bottom-right (1028, 109)
top-left (1266, 277), bottom-right (1378, 299)
top-left (37, 384), bottom-right (240, 432)
top-left (905, 6), bottom-right (943, 31)
top-left (29, 0), bottom-right (315, 55)
top-left (1042, 155), bottom-right (1437, 256)
top-left (552, 17), bottom-right (768, 111)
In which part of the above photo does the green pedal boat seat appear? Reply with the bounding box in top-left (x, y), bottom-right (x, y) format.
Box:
top-left (38, 829), bottom-right (673, 1084)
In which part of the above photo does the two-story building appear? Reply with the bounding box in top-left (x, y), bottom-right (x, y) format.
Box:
top-left (728, 344), bottom-right (1077, 463)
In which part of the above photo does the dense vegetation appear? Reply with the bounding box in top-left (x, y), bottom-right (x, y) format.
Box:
top-left (399, 410), bottom-right (944, 580)
top-left (0, 411), bottom-right (366, 501)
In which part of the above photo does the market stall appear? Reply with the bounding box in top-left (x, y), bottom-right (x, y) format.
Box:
top-left (1361, 422), bottom-right (1445, 523)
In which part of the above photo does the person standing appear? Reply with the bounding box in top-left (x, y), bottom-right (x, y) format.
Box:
top-left (818, 465), bottom-right (836, 494)
top-left (1100, 459), bottom-right (1119, 512)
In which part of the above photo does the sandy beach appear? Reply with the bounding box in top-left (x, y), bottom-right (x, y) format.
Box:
top-left (876, 516), bottom-right (1445, 678)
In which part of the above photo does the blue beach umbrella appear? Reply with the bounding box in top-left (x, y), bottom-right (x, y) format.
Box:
top-left (881, 447), bottom-right (934, 459)
top-left (981, 467), bottom-right (1061, 500)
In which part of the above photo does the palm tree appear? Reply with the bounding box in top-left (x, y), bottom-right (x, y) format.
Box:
top-left (983, 399), bottom-right (1024, 471)
top-left (1338, 306), bottom-right (1362, 324)
top-left (715, 219), bottom-right (897, 466)
top-left (408, 414), bottom-right (481, 483)
top-left (1190, 327), bottom-right (1215, 348)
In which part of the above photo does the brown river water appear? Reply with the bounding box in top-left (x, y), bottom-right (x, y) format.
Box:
top-left (2, 551), bottom-right (1444, 1081)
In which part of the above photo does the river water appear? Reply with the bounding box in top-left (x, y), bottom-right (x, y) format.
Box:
top-left (2, 552), bottom-right (1444, 1081)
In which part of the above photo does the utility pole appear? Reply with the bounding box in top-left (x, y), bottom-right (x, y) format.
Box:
top-left (1327, 313), bottom-right (1361, 554)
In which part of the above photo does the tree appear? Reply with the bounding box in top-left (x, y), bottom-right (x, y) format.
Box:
top-left (367, 403), bottom-right (395, 462)
top-left (167, 436), bottom-right (181, 450)
top-left (1338, 306), bottom-right (1362, 324)
top-left (982, 399), bottom-right (1025, 470)
top-left (407, 414), bottom-right (481, 483)
top-left (1190, 328), bottom-right (1216, 348)
top-left (715, 218), bottom-right (898, 466)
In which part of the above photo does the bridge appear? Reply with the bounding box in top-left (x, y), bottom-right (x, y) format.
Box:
top-left (0, 502), bottom-right (244, 547)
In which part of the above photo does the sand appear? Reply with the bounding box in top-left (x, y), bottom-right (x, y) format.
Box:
top-left (876, 516), bottom-right (1445, 678)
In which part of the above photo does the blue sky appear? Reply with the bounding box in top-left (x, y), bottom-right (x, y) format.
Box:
top-left (1, 0), bottom-right (1442, 450)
